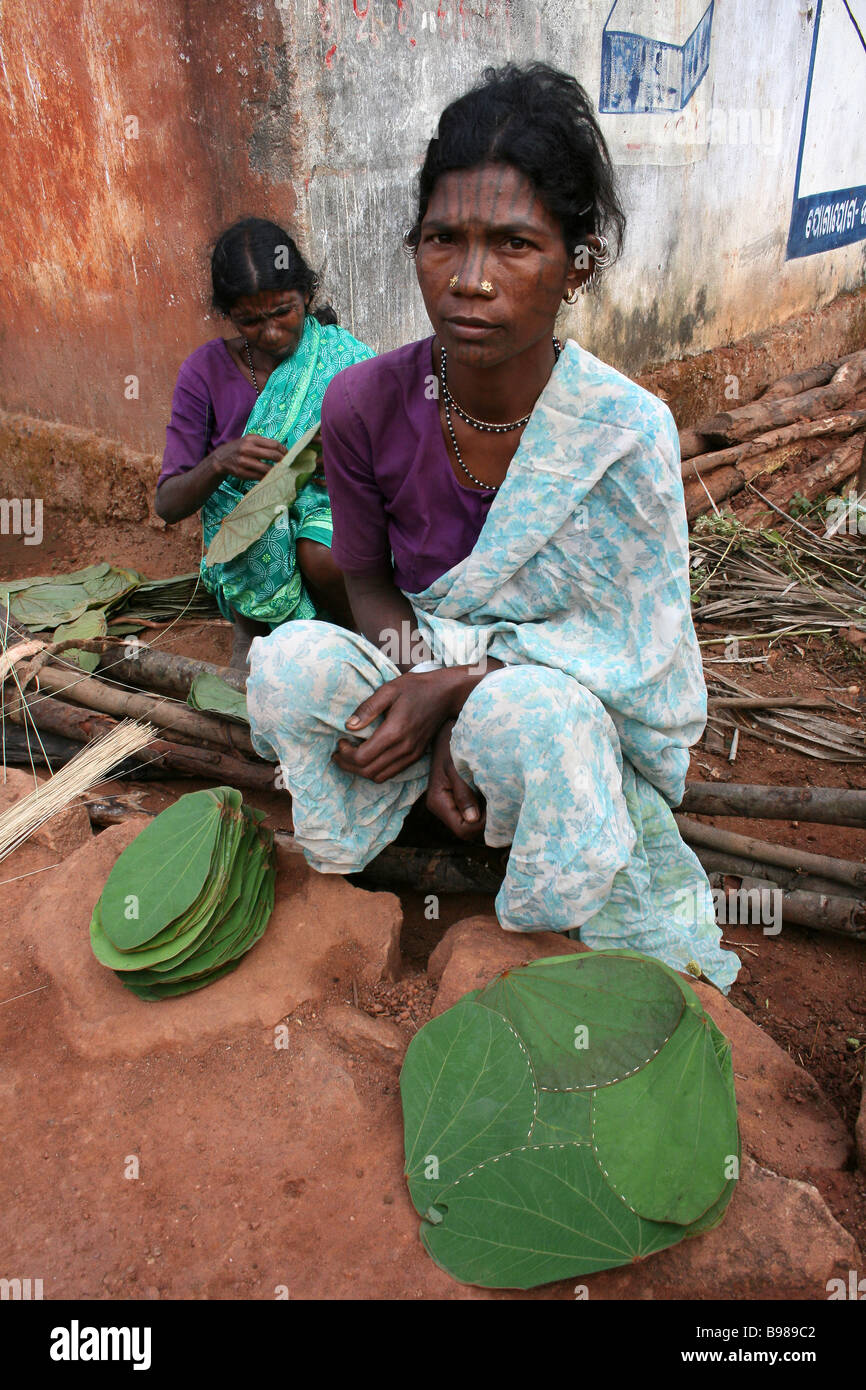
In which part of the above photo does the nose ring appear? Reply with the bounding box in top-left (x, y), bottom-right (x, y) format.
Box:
top-left (449, 275), bottom-right (459, 289)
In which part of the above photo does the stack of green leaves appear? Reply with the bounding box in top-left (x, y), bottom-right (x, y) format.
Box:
top-left (401, 951), bottom-right (740, 1290)
top-left (119, 573), bottom-right (220, 622)
top-left (0, 563), bottom-right (143, 669)
top-left (89, 787), bottom-right (276, 999)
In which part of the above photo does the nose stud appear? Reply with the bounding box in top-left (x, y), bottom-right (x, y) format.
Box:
top-left (449, 275), bottom-right (459, 289)
top-left (480, 280), bottom-right (494, 295)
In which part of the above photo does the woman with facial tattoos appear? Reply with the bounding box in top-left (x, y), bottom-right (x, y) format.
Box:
top-left (246, 64), bottom-right (738, 992)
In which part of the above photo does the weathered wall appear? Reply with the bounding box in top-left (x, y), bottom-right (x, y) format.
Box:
top-left (1, 0), bottom-right (864, 453)
top-left (0, 0), bottom-right (299, 447)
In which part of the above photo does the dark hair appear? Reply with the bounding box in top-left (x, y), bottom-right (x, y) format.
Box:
top-left (210, 218), bottom-right (338, 325)
top-left (405, 63), bottom-right (625, 265)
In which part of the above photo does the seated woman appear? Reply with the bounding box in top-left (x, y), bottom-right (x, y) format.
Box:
top-left (246, 64), bottom-right (739, 991)
top-left (155, 218), bottom-right (375, 667)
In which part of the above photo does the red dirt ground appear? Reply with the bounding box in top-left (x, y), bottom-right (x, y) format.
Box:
top-left (1, 510), bottom-right (864, 1295)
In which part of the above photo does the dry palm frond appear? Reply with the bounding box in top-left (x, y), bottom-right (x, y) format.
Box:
top-left (0, 719), bottom-right (155, 863)
top-left (689, 507), bottom-right (866, 633)
top-left (702, 667), bottom-right (866, 762)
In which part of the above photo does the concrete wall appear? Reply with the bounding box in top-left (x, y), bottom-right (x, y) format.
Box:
top-left (1, 0), bottom-right (864, 453)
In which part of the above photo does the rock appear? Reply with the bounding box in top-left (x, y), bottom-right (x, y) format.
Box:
top-left (0, 766), bottom-right (91, 858)
top-left (430, 916), bottom-right (851, 1180)
top-left (9, 826), bottom-right (403, 1060)
top-left (857, 1073), bottom-right (866, 1172)
top-left (322, 1005), bottom-right (406, 1070)
top-left (429, 914), bottom-right (586, 1016)
top-left (588, 1157), bottom-right (860, 1300)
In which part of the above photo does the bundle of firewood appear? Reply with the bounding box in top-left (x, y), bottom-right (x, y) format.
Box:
top-left (680, 349), bottom-right (866, 524)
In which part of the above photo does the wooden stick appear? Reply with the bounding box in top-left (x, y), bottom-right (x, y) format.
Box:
top-left (1, 726), bottom-right (177, 779)
top-left (682, 350), bottom-right (866, 454)
top-left (680, 782), bottom-right (866, 827)
top-left (3, 691), bottom-right (273, 790)
top-left (76, 801), bottom-right (866, 937)
top-left (772, 889), bottom-right (865, 939)
top-left (95, 643), bottom-right (246, 699)
top-left (685, 443), bottom-right (804, 520)
top-left (31, 663), bottom-right (255, 756)
top-left (676, 814), bottom-right (866, 889)
top-left (737, 435), bottom-right (863, 526)
top-left (693, 847), bottom-right (861, 900)
top-left (707, 696), bottom-right (834, 711)
top-left (680, 411), bottom-right (866, 482)
top-left (760, 361), bottom-right (841, 402)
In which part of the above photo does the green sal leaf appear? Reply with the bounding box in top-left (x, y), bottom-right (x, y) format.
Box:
top-left (474, 953), bottom-right (685, 1090)
top-left (590, 1006), bottom-right (740, 1226)
top-left (53, 607), bottom-right (108, 673)
top-left (422, 1142), bottom-right (683, 1289)
top-left (204, 423), bottom-right (321, 566)
top-left (401, 999), bottom-right (536, 1214)
top-left (187, 673), bottom-right (249, 724)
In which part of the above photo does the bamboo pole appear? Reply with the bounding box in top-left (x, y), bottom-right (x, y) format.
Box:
top-left (31, 663), bottom-right (255, 756)
top-left (680, 782), bottom-right (866, 827)
top-left (676, 814), bottom-right (866, 889)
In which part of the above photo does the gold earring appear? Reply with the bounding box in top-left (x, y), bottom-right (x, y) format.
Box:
top-left (449, 275), bottom-right (459, 289)
top-left (480, 280), bottom-right (494, 295)
top-left (563, 287), bottom-right (580, 305)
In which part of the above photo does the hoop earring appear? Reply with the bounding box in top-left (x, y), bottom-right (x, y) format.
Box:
top-left (563, 288), bottom-right (580, 305)
top-left (590, 233), bottom-right (615, 269)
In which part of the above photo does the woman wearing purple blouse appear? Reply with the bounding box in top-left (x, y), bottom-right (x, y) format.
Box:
top-left (155, 219), bottom-right (374, 667)
top-left (245, 65), bottom-right (736, 991)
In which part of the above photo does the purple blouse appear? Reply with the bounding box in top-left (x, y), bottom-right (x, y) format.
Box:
top-left (321, 337), bottom-right (495, 594)
top-left (158, 339), bottom-right (258, 486)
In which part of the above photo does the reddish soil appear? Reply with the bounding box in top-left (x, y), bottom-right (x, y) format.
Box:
top-left (1, 508), bottom-right (864, 1296)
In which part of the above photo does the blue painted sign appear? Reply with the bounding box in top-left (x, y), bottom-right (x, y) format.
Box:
top-left (787, 0), bottom-right (866, 258)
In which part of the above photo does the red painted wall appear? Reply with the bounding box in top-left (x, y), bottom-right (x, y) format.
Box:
top-left (0, 0), bottom-right (299, 452)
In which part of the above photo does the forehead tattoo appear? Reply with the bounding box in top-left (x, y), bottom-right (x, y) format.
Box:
top-left (423, 165), bottom-right (572, 323)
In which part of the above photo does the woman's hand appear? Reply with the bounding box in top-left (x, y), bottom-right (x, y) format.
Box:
top-left (210, 434), bottom-right (287, 481)
top-left (425, 719), bottom-right (485, 840)
top-left (331, 669), bottom-right (465, 783)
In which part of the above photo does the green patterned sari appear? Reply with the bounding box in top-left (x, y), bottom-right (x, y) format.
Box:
top-left (200, 314), bottom-right (375, 625)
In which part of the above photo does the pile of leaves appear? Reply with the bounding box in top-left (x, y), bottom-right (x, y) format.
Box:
top-left (401, 952), bottom-right (739, 1289)
top-left (90, 787), bottom-right (275, 999)
top-left (0, 565), bottom-right (220, 671)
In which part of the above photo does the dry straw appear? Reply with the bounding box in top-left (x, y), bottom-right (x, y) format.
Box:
top-left (0, 719), bottom-right (155, 863)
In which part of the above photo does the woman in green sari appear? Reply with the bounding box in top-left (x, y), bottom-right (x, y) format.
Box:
top-left (155, 218), bottom-right (375, 666)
